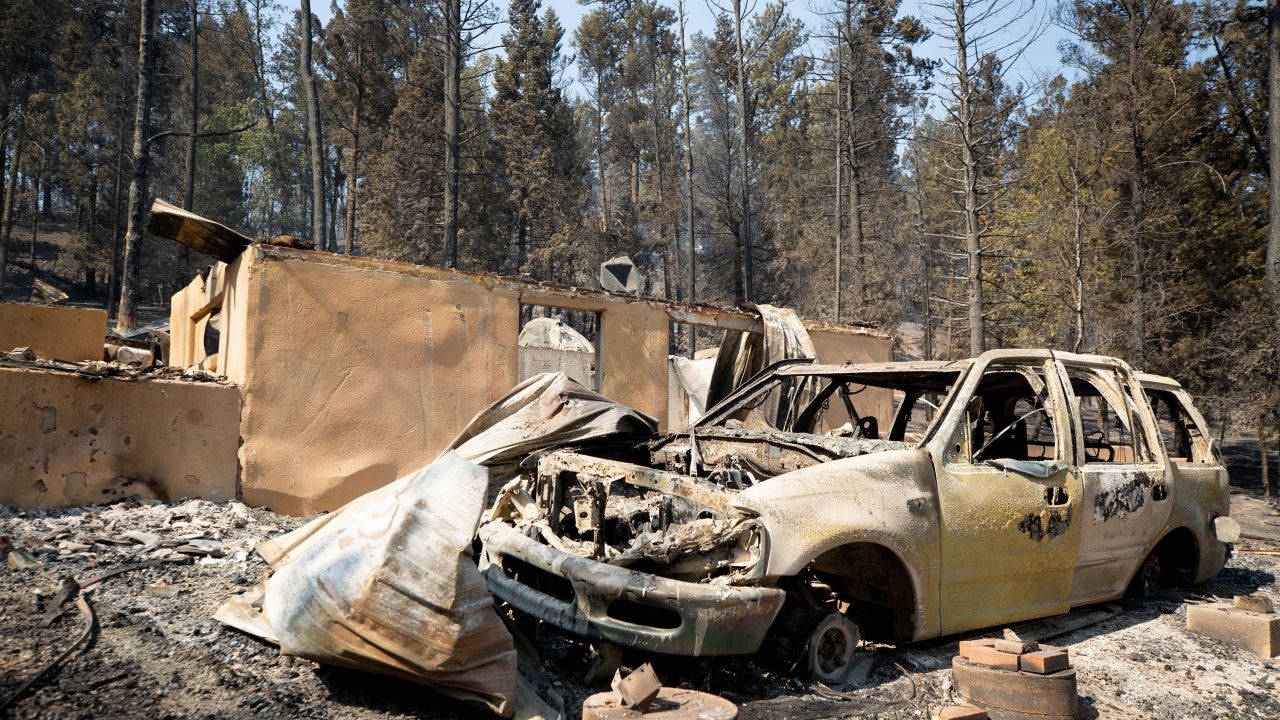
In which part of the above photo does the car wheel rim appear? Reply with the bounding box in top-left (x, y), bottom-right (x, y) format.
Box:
top-left (807, 614), bottom-right (861, 683)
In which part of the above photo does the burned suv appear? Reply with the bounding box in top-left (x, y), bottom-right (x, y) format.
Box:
top-left (478, 350), bottom-right (1235, 679)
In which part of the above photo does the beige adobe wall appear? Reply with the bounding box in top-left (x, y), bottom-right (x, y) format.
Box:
top-left (227, 247), bottom-right (522, 514)
top-left (220, 246), bottom-right (884, 516)
top-left (169, 263), bottom-right (226, 369)
top-left (0, 366), bottom-right (240, 509)
top-left (0, 302), bottom-right (106, 361)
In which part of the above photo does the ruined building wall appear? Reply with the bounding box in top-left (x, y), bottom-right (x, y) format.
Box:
top-left (0, 302), bottom-right (107, 362)
top-left (207, 246), bottom-right (889, 516)
top-left (0, 366), bottom-right (240, 508)
top-left (221, 248), bottom-right (525, 514)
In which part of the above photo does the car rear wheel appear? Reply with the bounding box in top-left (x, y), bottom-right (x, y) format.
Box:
top-left (1130, 552), bottom-right (1164, 597)
top-left (805, 612), bottom-right (862, 683)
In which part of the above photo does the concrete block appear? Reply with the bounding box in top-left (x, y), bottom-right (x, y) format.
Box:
top-left (0, 302), bottom-right (105, 361)
top-left (932, 704), bottom-right (988, 720)
top-left (1187, 602), bottom-right (1280, 659)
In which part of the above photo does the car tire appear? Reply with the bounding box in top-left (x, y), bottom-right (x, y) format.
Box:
top-left (804, 611), bottom-right (862, 684)
top-left (1130, 552), bottom-right (1164, 598)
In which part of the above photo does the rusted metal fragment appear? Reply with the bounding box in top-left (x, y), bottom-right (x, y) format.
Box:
top-left (951, 657), bottom-right (1078, 720)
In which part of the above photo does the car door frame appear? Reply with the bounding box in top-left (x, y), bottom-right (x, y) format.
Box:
top-left (1058, 356), bottom-right (1174, 606)
top-left (930, 352), bottom-right (1084, 635)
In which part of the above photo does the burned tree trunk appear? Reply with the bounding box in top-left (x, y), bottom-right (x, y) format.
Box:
top-left (300, 0), bottom-right (326, 249)
top-left (1269, 0), bottom-right (1280, 444)
top-left (733, 0), bottom-right (753, 303)
top-left (116, 0), bottom-right (156, 333)
top-left (184, 0), bottom-right (198, 213)
top-left (0, 129), bottom-right (20, 301)
top-left (442, 0), bottom-right (461, 268)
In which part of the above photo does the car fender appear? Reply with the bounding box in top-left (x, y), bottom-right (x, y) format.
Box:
top-left (731, 448), bottom-right (943, 640)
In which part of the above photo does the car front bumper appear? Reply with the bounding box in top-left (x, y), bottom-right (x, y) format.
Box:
top-left (478, 522), bottom-right (786, 656)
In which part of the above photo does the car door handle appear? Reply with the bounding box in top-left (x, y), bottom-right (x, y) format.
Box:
top-left (1044, 486), bottom-right (1069, 506)
top-left (1152, 483), bottom-right (1168, 501)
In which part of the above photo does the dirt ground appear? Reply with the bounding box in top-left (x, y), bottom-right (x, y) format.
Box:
top-left (1, 483), bottom-right (1277, 719)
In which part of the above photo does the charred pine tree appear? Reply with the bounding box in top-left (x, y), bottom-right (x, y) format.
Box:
top-left (116, 0), bottom-right (156, 333)
top-left (300, 0), bottom-right (326, 249)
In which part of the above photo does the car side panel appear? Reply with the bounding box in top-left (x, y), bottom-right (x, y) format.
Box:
top-left (731, 448), bottom-right (943, 641)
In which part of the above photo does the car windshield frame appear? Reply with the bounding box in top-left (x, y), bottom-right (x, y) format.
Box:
top-left (690, 358), bottom-right (969, 445)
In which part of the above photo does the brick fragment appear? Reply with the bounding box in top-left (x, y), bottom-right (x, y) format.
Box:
top-left (1019, 648), bottom-right (1071, 674)
top-left (958, 638), bottom-right (997, 660)
top-left (931, 703), bottom-right (988, 720)
top-left (994, 639), bottom-right (1039, 655)
top-left (964, 644), bottom-right (1021, 670)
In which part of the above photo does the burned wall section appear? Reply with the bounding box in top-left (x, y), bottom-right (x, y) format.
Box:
top-left (0, 366), bottom-right (240, 508)
top-left (207, 245), bottom-right (890, 516)
top-left (221, 247), bottom-right (525, 515)
top-left (0, 302), bottom-right (107, 362)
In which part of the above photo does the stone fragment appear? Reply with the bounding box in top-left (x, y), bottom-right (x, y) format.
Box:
top-left (1234, 595), bottom-right (1276, 614)
top-left (994, 639), bottom-right (1039, 655)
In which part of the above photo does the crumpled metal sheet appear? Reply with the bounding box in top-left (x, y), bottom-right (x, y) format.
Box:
top-left (216, 373), bottom-right (654, 717)
top-left (705, 305), bottom-right (818, 426)
top-left (219, 454), bottom-right (518, 713)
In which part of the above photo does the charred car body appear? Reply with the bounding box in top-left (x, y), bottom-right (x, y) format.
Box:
top-left (478, 349), bottom-right (1236, 679)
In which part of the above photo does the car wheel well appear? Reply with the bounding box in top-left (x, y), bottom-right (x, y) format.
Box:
top-left (1132, 527), bottom-right (1200, 593)
top-left (809, 542), bottom-right (916, 643)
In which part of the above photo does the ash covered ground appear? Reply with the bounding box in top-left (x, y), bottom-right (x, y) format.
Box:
top-left (0, 491), bottom-right (1277, 720)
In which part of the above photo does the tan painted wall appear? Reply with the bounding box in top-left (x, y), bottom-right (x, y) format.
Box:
top-left (0, 366), bottom-right (240, 509)
top-left (226, 248), bottom-right (523, 514)
top-left (216, 246), bottom-right (887, 516)
top-left (0, 302), bottom-right (106, 361)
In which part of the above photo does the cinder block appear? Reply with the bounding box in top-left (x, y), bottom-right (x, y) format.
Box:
top-left (964, 644), bottom-right (1021, 670)
top-left (959, 638), bottom-right (997, 660)
top-left (1187, 603), bottom-right (1280, 659)
top-left (1020, 648), bottom-right (1071, 674)
top-left (932, 703), bottom-right (988, 720)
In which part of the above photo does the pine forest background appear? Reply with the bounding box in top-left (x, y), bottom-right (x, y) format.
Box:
top-left (1, 0), bottom-right (1279, 446)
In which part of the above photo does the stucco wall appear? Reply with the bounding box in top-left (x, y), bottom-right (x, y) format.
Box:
top-left (227, 248), bottom-right (524, 514)
top-left (0, 366), bottom-right (240, 509)
top-left (0, 302), bottom-right (106, 361)
top-left (219, 246), bottom-right (888, 516)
